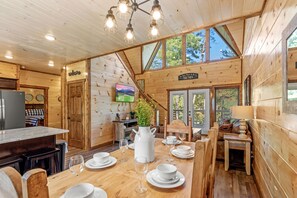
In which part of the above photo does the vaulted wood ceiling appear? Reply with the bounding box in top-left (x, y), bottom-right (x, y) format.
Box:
top-left (0, 0), bottom-right (265, 74)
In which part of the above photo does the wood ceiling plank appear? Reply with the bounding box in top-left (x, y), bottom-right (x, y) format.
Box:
top-left (0, 0), bottom-right (265, 74)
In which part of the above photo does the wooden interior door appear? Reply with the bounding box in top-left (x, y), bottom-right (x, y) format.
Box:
top-left (67, 81), bottom-right (84, 149)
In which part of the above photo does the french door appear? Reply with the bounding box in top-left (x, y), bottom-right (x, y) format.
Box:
top-left (169, 89), bottom-right (210, 133)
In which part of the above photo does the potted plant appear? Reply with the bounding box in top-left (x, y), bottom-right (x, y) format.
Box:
top-left (133, 98), bottom-right (156, 162)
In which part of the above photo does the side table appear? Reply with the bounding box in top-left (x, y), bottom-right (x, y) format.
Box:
top-left (224, 134), bottom-right (252, 175)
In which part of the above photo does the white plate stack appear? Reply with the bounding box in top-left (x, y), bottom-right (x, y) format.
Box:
top-left (171, 145), bottom-right (194, 159)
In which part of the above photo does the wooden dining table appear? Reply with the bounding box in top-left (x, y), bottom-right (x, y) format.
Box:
top-left (48, 138), bottom-right (195, 198)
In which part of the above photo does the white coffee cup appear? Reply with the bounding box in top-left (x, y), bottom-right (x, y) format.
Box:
top-left (64, 183), bottom-right (94, 198)
top-left (166, 136), bottom-right (177, 144)
top-left (93, 152), bottom-right (110, 164)
top-left (157, 164), bottom-right (177, 180)
top-left (176, 145), bottom-right (191, 155)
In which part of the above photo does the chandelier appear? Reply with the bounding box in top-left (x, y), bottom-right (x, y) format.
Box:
top-left (104, 0), bottom-right (163, 42)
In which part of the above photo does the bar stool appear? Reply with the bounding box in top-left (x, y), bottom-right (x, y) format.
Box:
top-left (23, 148), bottom-right (60, 176)
top-left (0, 156), bottom-right (23, 174)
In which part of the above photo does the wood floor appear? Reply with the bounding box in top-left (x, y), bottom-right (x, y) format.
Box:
top-left (65, 144), bottom-right (260, 198)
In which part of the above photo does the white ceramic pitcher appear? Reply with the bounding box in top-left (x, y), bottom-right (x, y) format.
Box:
top-left (133, 127), bottom-right (156, 162)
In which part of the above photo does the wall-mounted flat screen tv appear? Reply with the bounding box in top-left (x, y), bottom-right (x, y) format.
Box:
top-left (115, 84), bottom-right (135, 103)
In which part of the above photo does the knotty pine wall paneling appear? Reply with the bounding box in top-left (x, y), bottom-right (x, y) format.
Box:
top-left (135, 58), bottom-right (241, 125)
top-left (90, 53), bottom-right (139, 148)
top-left (242, 0), bottom-right (297, 197)
top-left (0, 61), bottom-right (19, 79)
top-left (20, 70), bottom-right (61, 128)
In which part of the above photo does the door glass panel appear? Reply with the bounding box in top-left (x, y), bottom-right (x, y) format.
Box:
top-left (172, 94), bottom-right (184, 120)
top-left (192, 93), bottom-right (205, 126)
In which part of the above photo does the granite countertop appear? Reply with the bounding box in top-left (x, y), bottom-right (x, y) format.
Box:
top-left (0, 126), bottom-right (69, 144)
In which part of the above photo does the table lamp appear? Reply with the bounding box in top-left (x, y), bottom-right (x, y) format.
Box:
top-left (231, 106), bottom-right (253, 139)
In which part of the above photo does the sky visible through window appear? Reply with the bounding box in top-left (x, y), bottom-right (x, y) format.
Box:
top-left (210, 28), bottom-right (236, 61)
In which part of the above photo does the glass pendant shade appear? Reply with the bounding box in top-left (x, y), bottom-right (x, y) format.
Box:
top-left (149, 20), bottom-right (159, 39)
top-left (151, 1), bottom-right (163, 22)
top-left (117, 0), bottom-right (129, 14)
top-left (125, 24), bottom-right (135, 43)
top-left (104, 10), bottom-right (117, 32)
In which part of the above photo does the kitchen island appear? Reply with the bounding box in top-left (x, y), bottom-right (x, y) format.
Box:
top-left (0, 126), bottom-right (68, 159)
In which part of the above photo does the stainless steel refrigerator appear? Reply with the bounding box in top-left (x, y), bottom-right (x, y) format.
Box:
top-left (0, 90), bottom-right (25, 130)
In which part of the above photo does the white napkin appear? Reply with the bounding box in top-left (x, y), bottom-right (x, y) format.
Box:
top-left (0, 170), bottom-right (18, 198)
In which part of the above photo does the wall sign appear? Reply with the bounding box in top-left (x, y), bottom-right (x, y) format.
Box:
top-left (68, 70), bottom-right (81, 76)
top-left (178, 73), bottom-right (199, 80)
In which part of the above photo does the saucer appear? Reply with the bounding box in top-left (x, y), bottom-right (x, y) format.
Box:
top-left (128, 143), bottom-right (134, 150)
top-left (91, 158), bottom-right (112, 167)
top-left (85, 156), bottom-right (117, 169)
top-left (151, 171), bottom-right (180, 184)
top-left (162, 139), bottom-right (182, 145)
top-left (146, 170), bottom-right (185, 189)
top-left (60, 187), bottom-right (107, 198)
top-left (171, 149), bottom-right (194, 159)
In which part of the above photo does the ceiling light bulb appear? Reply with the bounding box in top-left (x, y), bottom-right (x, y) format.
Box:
top-left (45, 34), bottom-right (56, 41)
top-left (4, 51), bottom-right (13, 59)
top-left (48, 60), bottom-right (54, 67)
top-left (105, 17), bottom-right (114, 28)
top-left (126, 29), bottom-right (134, 40)
top-left (118, 0), bottom-right (129, 14)
top-left (152, 10), bottom-right (161, 20)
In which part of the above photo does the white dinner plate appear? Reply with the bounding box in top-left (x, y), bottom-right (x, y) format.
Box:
top-left (128, 143), bottom-right (134, 150)
top-left (60, 187), bottom-right (108, 198)
top-left (146, 169), bottom-right (185, 189)
top-left (85, 156), bottom-right (117, 169)
top-left (171, 149), bottom-right (194, 159)
top-left (161, 139), bottom-right (182, 145)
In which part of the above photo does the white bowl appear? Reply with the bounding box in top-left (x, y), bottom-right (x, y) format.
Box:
top-left (176, 145), bottom-right (191, 155)
top-left (166, 136), bottom-right (177, 143)
top-left (157, 164), bottom-right (177, 180)
top-left (64, 183), bottom-right (94, 198)
top-left (93, 152), bottom-right (110, 164)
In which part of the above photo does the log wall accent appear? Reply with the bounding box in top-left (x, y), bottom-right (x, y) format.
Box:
top-left (20, 70), bottom-right (61, 128)
top-left (90, 54), bottom-right (139, 147)
top-left (0, 61), bottom-right (19, 79)
top-left (135, 58), bottom-right (241, 124)
top-left (242, 0), bottom-right (297, 197)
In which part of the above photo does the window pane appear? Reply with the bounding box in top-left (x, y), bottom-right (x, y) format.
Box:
top-left (287, 28), bottom-right (297, 48)
top-left (186, 30), bottom-right (206, 64)
top-left (215, 88), bottom-right (239, 123)
top-left (193, 111), bottom-right (205, 125)
top-left (210, 28), bottom-right (236, 61)
top-left (172, 94), bottom-right (184, 110)
top-left (142, 42), bottom-right (162, 70)
top-left (166, 36), bottom-right (182, 67)
top-left (192, 93), bottom-right (205, 110)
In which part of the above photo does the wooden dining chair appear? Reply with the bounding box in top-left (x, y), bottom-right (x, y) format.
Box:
top-left (0, 167), bottom-right (49, 198)
top-left (164, 116), bottom-right (192, 141)
top-left (191, 138), bottom-right (213, 198)
top-left (207, 125), bottom-right (219, 198)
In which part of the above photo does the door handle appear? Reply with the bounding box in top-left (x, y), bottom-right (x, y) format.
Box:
top-left (1, 99), bottom-right (5, 129)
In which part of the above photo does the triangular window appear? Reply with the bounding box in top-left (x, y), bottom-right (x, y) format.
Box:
top-left (210, 28), bottom-right (237, 61)
top-left (142, 42), bottom-right (162, 70)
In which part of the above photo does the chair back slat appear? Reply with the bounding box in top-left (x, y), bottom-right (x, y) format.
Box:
top-left (191, 138), bottom-right (212, 198)
top-left (22, 168), bottom-right (49, 198)
top-left (0, 167), bottom-right (23, 198)
top-left (164, 116), bottom-right (192, 141)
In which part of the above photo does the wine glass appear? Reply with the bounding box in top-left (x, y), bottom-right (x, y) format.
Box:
top-left (166, 137), bottom-right (176, 164)
top-left (119, 139), bottom-right (129, 162)
top-left (69, 155), bottom-right (84, 176)
top-left (134, 156), bottom-right (148, 193)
